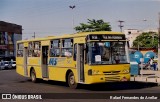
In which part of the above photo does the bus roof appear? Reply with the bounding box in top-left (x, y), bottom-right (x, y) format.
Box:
top-left (17, 31), bottom-right (124, 43)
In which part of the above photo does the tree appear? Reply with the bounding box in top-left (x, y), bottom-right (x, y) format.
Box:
top-left (74, 19), bottom-right (112, 32)
top-left (132, 32), bottom-right (158, 48)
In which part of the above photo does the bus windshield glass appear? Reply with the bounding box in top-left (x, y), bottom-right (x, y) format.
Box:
top-left (87, 41), bottom-right (128, 65)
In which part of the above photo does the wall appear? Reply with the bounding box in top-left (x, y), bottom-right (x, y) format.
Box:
top-left (0, 21), bottom-right (22, 59)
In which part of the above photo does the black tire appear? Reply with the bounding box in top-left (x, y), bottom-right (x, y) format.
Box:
top-left (5, 67), bottom-right (9, 70)
top-left (67, 72), bottom-right (78, 89)
top-left (30, 69), bottom-right (37, 83)
top-left (8, 65), bottom-right (12, 69)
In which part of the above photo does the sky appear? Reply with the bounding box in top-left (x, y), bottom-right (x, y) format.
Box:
top-left (0, 0), bottom-right (160, 39)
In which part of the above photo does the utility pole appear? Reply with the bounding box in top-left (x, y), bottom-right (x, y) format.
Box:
top-left (32, 32), bottom-right (35, 39)
top-left (69, 5), bottom-right (76, 34)
top-left (158, 12), bottom-right (160, 70)
top-left (118, 20), bottom-right (124, 32)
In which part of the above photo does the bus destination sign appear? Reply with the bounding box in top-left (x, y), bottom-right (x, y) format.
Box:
top-left (88, 34), bottom-right (125, 40)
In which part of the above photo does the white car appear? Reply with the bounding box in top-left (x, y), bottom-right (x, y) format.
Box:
top-left (4, 61), bottom-right (9, 69)
top-left (12, 61), bottom-right (16, 68)
top-left (8, 61), bottom-right (16, 69)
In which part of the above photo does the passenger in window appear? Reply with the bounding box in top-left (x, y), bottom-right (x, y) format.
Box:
top-left (35, 43), bottom-right (39, 49)
top-left (64, 49), bottom-right (72, 57)
top-left (20, 51), bottom-right (23, 57)
top-left (102, 46), bottom-right (109, 61)
top-left (33, 50), bottom-right (36, 57)
top-left (35, 50), bottom-right (40, 57)
top-left (114, 53), bottom-right (120, 64)
top-left (54, 50), bottom-right (57, 57)
top-left (29, 43), bottom-right (32, 49)
top-left (93, 43), bottom-right (100, 54)
top-left (50, 49), bottom-right (53, 56)
top-left (91, 43), bottom-right (100, 63)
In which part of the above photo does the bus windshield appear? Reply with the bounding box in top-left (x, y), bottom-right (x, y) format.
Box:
top-left (87, 41), bottom-right (128, 65)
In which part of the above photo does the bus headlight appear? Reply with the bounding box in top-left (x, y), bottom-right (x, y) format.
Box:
top-left (92, 70), bottom-right (100, 75)
top-left (88, 69), bottom-right (100, 75)
top-left (122, 69), bottom-right (129, 73)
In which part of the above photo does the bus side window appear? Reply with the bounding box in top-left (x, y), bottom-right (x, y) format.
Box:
top-left (74, 44), bottom-right (77, 61)
top-left (50, 40), bottom-right (60, 57)
top-left (33, 42), bottom-right (41, 57)
top-left (61, 39), bottom-right (73, 57)
top-left (17, 43), bottom-right (24, 57)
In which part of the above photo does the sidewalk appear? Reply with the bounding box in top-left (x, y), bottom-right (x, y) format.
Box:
top-left (140, 69), bottom-right (160, 77)
top-left (130, 69), bottom-right (160, 85)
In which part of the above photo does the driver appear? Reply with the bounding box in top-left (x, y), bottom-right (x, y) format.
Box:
top-left (114, 53), bottom-right (120, 64)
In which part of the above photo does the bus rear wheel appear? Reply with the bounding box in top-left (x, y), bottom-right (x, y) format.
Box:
top-left (30, 69), bottom-right (37, 83)
top-left (67, 72), bottom-right (78, 89)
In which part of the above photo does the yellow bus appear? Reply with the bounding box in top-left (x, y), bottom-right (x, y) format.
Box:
top-left (16, 31), bottom-right (130, 88)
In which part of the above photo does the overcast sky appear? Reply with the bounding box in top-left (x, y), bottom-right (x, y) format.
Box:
top-left (0, 0), bottom-right (160, 39)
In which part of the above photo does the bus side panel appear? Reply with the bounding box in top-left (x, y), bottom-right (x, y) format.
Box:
top-left (48, 66), bottom-right (67, 81)
top-left (48, 67), bottom-right (77, 82)
top-left (27, 66), bottom-right (42, 78)
top-left (27, 57), bottom-right (42, 78)
top-left (48, 57), bottom-right (78, 82)
top-left (16, 57), bottom-right (25, 76)
top-left (28, 57), bottom-right (41, 65)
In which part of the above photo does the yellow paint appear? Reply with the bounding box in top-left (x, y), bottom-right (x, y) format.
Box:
top-left (74, 37), bottom-right (85, 43)
top-left (41, 40), bottom-right (50, 46)
top-left (28, 57), bottom-right (41, 65)
top-left (16, 57), bottom-right (24, 76)
top-left (84, 64), bottom-right (130, 84)
top-left (23, 42), bottom-right (28, 47)
top-left (16, 57), bottom-right (24, 65)
top-left (28, 66), bottom-right (42, 78)
top-left (16, 65), bottom-right (24, 76)
top-left (85, 73), bottom-right (130, 84)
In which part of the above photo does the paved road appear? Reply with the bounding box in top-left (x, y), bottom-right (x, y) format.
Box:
top-left (0, 70), bottom-right (160, 102)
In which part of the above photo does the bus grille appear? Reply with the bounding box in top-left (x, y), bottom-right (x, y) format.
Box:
top-left (103, 71), bottom-right (120, 75)
top-left (105, 76), bottom-right (120, 82)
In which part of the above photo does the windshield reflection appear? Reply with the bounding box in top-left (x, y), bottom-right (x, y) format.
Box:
top-left (87, 42), bottom-right (128, 65)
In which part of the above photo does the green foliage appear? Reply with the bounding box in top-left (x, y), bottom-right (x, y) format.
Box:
top-left (74, 19), bottom-right (112, 32)
top-left (132, 32), bottom-right (158, 48)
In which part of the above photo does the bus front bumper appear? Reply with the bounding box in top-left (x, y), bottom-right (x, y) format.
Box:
top-left (85, 73), bottom-right (130, 84)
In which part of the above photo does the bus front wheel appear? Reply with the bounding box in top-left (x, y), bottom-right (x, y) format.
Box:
top-left (30, 69), bottom-right (37, 83)
top-left (67, 72), bottom-right (78, 89)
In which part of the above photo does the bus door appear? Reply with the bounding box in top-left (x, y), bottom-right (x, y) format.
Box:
top-left (77, 44), bottom-right (85, 82)
top-left (42, 46), bottom-right (49, 78)
top-left (24, 47), bottom-right (28, 76)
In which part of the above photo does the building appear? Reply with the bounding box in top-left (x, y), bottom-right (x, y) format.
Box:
top-left (143, 29), bottom-right (158, 33)
top-left (124, 29), bottom-right (141, 47)
top-left (0, 21), bottom-right (22, 60)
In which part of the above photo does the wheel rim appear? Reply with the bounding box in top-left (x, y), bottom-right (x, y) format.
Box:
top-left (70, 75), bottom-right (75, 85)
